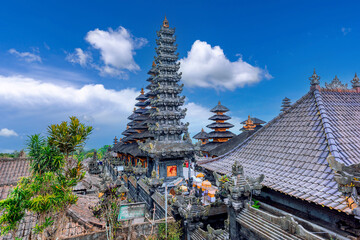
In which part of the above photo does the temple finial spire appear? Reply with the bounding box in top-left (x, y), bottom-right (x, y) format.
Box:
top-left (163, 15), bottom-right (169, 28)
top-left (243, 115), bottom-right (256, 131)
top-left (141, 88), bottom-right (144, 94)
top-left (351, 73), bottom-right (360, 89)
top-left (218, 101), bottom-right (221, 105)
top-left (309, 68), bottom-right (320, 86)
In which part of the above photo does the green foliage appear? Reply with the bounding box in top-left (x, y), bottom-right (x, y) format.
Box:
top-left (92, 184), bottom-right (123, 240)
top-left (154, 221), bottom-right (182, 240)
top-left (48, 116), bottom-right (93, 159)
top-left (219, 175), bottom-right (229, 183)
top-left (97, 145), bottom-right (111, 159)
top-left (27, 134), bottom-right (64, 174)
top-left (33, 217), bottom-right (54, 234)
top-left (251, 199), bottom-right (260, 209)
top-left (0, 150), bottom-right (21, 159)
top-left (0, 186), bottom-right (29, 236)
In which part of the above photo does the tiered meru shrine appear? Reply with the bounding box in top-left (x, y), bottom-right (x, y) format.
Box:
top-left (104, 18), bottom-right (360, 240)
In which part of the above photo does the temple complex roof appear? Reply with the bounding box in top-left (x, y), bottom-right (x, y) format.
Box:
top-left (210, 101), bottom-right (230, 113)
top-left (240, 117), bottom-right (266, 125)
top-left (208, 130), bottom-right (256, 157)
top-left (198, 75), bottom-right (360, 215)
top-left (193, 129), bottom-right (209, 140)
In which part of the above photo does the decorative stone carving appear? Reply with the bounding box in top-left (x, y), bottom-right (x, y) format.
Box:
top-left (213, 161), bottom-right (264, 212)
top-left (133, 161), bottom-right (147, 178)
top-left (309, 69), bottom-right (320, 86)
top-left (351, 73), bottom-right (360, 88)
top-left (327, 155), bottom-right (360, 217)
top-left (202, 224), bottom-right (226, 240)
top-left (89, 150), bottom-right (101, 174)
top-left (325, 76), bottom-right (348, 90)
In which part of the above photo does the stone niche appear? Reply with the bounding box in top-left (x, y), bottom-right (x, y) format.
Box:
top-left (159, 159), bottom-right (184, 181)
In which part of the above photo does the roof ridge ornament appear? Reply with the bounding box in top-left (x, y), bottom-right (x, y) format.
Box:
top-left (163, 15), bottom-right (169, 28)
top-left (309, 68), bottom-right (320, 87)
top-left (351, 73), bottom-right (360, 88)
top-left (325, 75), bottom-right (348, 90)
top-left (243, 115), bottom-right (256, 131)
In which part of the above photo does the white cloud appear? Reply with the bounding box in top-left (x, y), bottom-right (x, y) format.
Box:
top-left (67, 26), bottom-right (147, 78)
top-left (0, 128), bottom-right (18, 137)
top-left (184, 102), bottom-right (212, 136)
top-left (179, 40), bottom-right (272, 91)
top-left (66, 48), bottom-right (92, 67)
top-left (0, 75), bottom-right (138, 125)
top-left (9, 48), bottom-right (42, 63)
top-left (341, 27), bottom-right (351, 35)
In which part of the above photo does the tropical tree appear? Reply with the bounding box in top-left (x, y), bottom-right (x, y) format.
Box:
top-left (0, 116), bottom-right (93, 240)
top-left (27, 134), bottom-right (64, 174)
top-left (48, 116), bottom-right (93, 161)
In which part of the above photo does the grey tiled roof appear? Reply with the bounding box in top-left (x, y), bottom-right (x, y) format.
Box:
top-left (317, 90), bottom-right (360, 165)
top-left (0, 159), bottom-right (31, 186)
top-left (199, 89), bottom-right (360, 215)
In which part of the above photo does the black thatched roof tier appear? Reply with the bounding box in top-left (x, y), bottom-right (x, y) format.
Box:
top-left (240, 117), bottom-right (266, 125)
top-left (132, 123), bottom-right (147, 130)
top-left (209, 114), bottom-right (231, 121)
top-left (132, 114), bottom-right (148, 121)
top-left (207, 131), bottom-right (236, 139)
top-left (135, 94), bottom-right (148, 101)
top-left (210, 102), bottom-right (229, 113)
top-left (127, 121), bottom-right (137, 127)
top-left (200, 142), bottom-right (223, 153)
top-left (135, 101), bottom-right (150, 107)
top-left (208, 130), bottom-right (255, 157)
top-left (193, 129), bottom-right (209, 140)
top-left (121, 135), bottom-right (134, 143)
top-left (145, 91), bottom-right (156, 98)
top-left (134, 108), bottom-right (148, 114)
top-left (121, 128), bottom-right (138, 136)
top-left (206, 122), bottom-right (234, 129)
top-left (128, 112), bottom-right (139, 120)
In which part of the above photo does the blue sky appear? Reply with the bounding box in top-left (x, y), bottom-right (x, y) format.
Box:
top-left (0, 0), bottom-right (359, 152)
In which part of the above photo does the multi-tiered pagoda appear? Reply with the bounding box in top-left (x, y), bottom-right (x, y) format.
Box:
top-left (197, 101), bottom-right (235, 156)
top-left (138, 17), bottom-right (195, 181)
